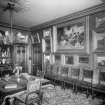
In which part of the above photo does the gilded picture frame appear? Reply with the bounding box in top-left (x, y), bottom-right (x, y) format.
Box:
top-left (42, 28), bottom-right (52, 53)
top-left (53, 17), bottom-right (89, 53)
top-left (31, 32), bottom-right (40, 44)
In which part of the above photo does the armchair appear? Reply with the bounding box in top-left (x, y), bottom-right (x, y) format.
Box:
top-left (14, 78), bottom-right (43, 105)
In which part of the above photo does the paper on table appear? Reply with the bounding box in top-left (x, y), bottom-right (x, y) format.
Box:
top-left (4, 84), bottom-right (17, 89)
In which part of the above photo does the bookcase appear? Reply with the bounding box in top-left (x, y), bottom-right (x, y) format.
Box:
top-left (0, 30), bottom-right (13, 77)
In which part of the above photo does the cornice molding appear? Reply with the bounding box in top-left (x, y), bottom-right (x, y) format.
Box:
top-left (0, 21), bottom-right (31, 32)
top-left (31, 3), bottom-right (105, 31)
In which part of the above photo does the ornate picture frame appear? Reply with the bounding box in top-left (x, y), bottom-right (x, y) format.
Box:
top-left (43, 28), bottom-right (51, 38)
top-left (15, 32), bottom-right (28, 44)
top-left (44, 54), bottom-right (51, 64)
top-left (95, 11), bottom-right (105, 29)
top-left (65, 55), bottom-right (74, 65)
top-left (79, 56), bottom-right (89, 64)
top-left (54, 54), bottom-right (61, 64)
top-left (53, 17), bottom-right (89, 53)
top-left (96, 55), bottom-right (105, 67)
top-left (93, 31), bottom-right (105, 52)
top-left (31, 32), bottom-right (40, 44)
top-left (42, 28), bottom-right (52, 53)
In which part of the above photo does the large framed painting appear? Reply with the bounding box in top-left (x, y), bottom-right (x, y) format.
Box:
top-left (53, 17), bottom-right (89, 53)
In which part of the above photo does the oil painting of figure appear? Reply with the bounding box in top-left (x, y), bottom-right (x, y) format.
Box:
top-left (57, 22), bottom-right (85, 49)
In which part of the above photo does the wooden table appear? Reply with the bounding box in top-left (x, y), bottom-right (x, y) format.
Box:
top-left (0, 77), bottom-right (27, 104)
top-left (0, 78), bottom-right (25, 105)
top-left (0, 76), bottom-right (50, 93)
top-left (0, 74), bottom-right (50, 105)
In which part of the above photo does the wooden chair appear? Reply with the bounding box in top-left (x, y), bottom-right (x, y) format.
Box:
top-left (92, 69), bottom-right (105, 99)
top-left (62, 67), bottom-right (80, 93)
top-left (78, 68), bottom-right (93, 97)
top-left (1, 90), bottom-right (24, 105)
top-left (51, 64), bottom-right (59, 86)
top-left (71, 67), bottom-right (80, 93)
top-left (60, 66), bottom-right (69, 89)
top-left (14, 78), bottom-right (43, 105)
top-left (44, 63), bottom-right (51, 78)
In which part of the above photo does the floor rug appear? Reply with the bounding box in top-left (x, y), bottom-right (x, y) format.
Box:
top-left (42, 85), bottom-right (103, 105)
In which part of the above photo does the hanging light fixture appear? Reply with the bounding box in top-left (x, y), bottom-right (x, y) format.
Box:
top-left (0, 0), bottom-right (28, 43)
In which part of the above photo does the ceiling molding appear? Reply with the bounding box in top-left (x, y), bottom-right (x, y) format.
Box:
top-left (31, 3), bottom-right (105, 31)
top-left (0, 21), bottom-right (31, 32)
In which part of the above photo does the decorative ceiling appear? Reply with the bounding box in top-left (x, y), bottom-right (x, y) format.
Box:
top-left (0, 0), bottom-right (103, 28)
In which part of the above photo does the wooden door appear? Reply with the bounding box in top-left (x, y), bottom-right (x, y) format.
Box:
top-left (32, 44), bottom-right (42, 76)
top-left (14, 44), bottom-right (28, 72)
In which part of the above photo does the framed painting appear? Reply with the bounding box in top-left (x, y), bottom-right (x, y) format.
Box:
top-left (65, 55), bottom-right (74, 65)
top-left (0, 30), bottom-right (13, 44)
top-left (15, 32), bottom-right (28, 44)
top-left (42, 39), bottom-right (51, 52)
top-left (53, 17), bottom-right (89, 53)
top-left (79, 56), bottom-right (89, 64)
top-left (44, 54), bottom-right (51, 64)
top-left (31, 32), bottom-right (40, 44)
top-left (92, 30), bottom-right (105, 52)
top-left (95, 11), bottom-right (105, 29)
top-left (54, 54), bottom-right (61, 64)
top-left (96, 56), bottom-right (105, 67)
top-left (42, 28), bottom-right (52, 52)
top-left (43, 28), bottom-right (51, 38)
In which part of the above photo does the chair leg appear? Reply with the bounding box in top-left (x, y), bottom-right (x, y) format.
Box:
top-left (38, 92), bottom-right (43, 105)
top-left (62, 81), bottom-right (65, 89)
top-left (92, 90), bottom-right (95, 99)
top-left (73, 83), bottom-right (75, 93)
top-left (75, 83), bottom-right (78, 94)
top-left (64, 82), bottom-right (66, 89)
top-left (52, 79), bottom-right (56, 87)
top-left (86, 87), bottom-right (89, 98)
top-left (14, 97), bottom-right (18, 105)
top-left (54, 79), bottom-right (57, 86)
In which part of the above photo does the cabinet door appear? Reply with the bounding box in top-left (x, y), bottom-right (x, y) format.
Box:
top-left (14, 45), bottom-right (28, 72)
top-left (32, 44), bottom-right (42, 75)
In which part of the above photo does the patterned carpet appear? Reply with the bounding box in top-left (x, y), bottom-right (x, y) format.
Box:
top-left (42, 85), bottom-right (103, 105)
top-left (14, 84), bottom-right (104, 105)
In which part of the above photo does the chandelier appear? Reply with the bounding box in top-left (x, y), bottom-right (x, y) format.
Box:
top-left (0, 0), bottom-right (28, 43)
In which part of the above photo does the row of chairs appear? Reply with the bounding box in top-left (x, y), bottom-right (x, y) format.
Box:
top-left (45, 64), bottom-right (105, 98)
